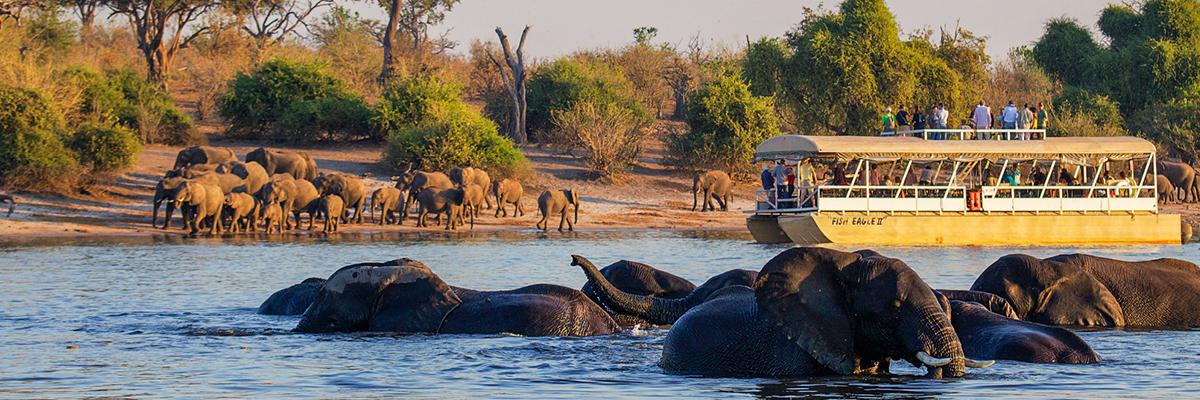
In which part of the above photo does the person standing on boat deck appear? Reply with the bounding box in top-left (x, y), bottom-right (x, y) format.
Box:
top-left (773, 160), bottom-right (789, 204)
top-left (1001, 101), bottom-right (1020, 138)
top-left (972, 100), bottom-right (992, 139)
top-left (760, 163), bottom-right (773, 196)
top-left (881, 106), bottom-right (896, 133)
top-left (1037, 102), bottom-right (1050, 134)
top-left (937, 103), bottom-right (950, 128)
top-left (912, 104), bottom-right (927, 132)
top-left (896, 105), bottom-right (910, 131)
top-left (1019, 103), bottom-right (1035, 139)
top-left (919, 164), bottom-right (935, 185)
top-left (785, 166), bottom-right (796, 205)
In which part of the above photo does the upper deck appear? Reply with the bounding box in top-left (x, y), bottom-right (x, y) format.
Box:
top-left (751, 130), bottom-right (1160, 216)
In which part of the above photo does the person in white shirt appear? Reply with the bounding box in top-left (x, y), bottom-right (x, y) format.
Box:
top-left (1001, 101), bottom-right (1019, 138)
top-left (972, 100), bottom-right (992, 139)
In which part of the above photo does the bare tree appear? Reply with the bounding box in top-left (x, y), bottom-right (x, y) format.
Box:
top-left (64, 0), bottom-right (105, 40)
top-left (489, 26), bottom-right (530, 144)
top-left (0, 0), bottom-right (41, 28)
top-left (397, 0), bottom-right (458, 70)
top-left (227, 0), bottom-right (332, 51)
top-left (377, 0), bottom-right (402, 83)
top-left (108, 0), bottom-right (219, 87)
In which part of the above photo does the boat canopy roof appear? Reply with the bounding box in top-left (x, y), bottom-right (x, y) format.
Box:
top-left (754, 135), bottom-right (1156, 164)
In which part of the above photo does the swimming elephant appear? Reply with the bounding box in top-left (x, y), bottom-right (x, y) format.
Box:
top-left (219, 161), bottom-right (269, 197)
top-left (294, 259), bottom-right (620, 336)
top-left (492, 179), bottom-right (525, 218)
top-left (311, 173), bottom-right (367, 224)
top-left (0, 193), bottom-right (13, 217)
top-left (222, 192), bottom-right (258, 233)
top-left (317, 194), bottom-right (344, 233)
top-left (574, 248), bottom-right (992, 378)
top-left (394, 169), bottom-right (453, 223)
top-left (370, 187), bottom-right (404, 225)
top-left (173, 180), bottom-right (224, 235)
top-left (1157, 174), bottom-right (1177, 203)
top-left (579, 261), bottom-right (758, 328)
top-left (174, 146), bottom-right (236, 169)
top-left (258, 277), bottom-right (326, 315)
top-left (416, 187), bottom-right (465, 230)
top-left (246, 148), bottom-right (317, 181)
top-left (537, 189), bottom-right (579, 232)
top-left (970, 253), bottom-right (1200, 329)
top-left (152, 176), bottom-right (186, 228)
top-left (693, 170), bottom-right (733, 212)
top-left (1157, 160), bottom-right (1195, 202)
top-left (949, 300), bottom-right (1100, 364)
top-left (937, 289), bottom-right (1019, 319)
top-left (450, 167), bottom-right (493, 209)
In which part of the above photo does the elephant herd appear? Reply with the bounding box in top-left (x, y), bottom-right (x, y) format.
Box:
top-left (257, 248), bottom-right (1200, 378)
top-left (1157, 159), bottom-right (1200, 204)
top-left (153, 145), bottom-right (586, 233)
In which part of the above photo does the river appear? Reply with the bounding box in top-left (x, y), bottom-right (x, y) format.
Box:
top-left (0, 231), bottom-right (1196, 399)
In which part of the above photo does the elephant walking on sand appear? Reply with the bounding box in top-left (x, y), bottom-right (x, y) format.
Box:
top-left (574, 248), bottom-right (994, 377)
top-left (692, 170), bottom-right (733, 212)
top-left (492, 179), bottom-right (525, 218)
top-left (970, 253), bottom-right (1200, 329)
top-left (394, 169), bottom-right (453, 223)
top-left (537, 189), bottom-right (579, 232)
top-left (1157, 160), bottom-right (1196, 202)
top-left (294, 259), bottom-right (620, 336)
top-left (0, 193), bottom-right (13, 217)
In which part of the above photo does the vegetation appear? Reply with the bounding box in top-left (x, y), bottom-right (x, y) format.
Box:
top-left (68, 122), bottom-right (143, 172)
top-left (526, 58), bottom-right (650, 140)
top-left (0, 85), bottom-right (78, 189)
top-left (548, 100), bottom-right (652, 177)
top-left (668, 72), bottom-right (779, 172)
top-left (220, 58), bottom-right (370, 142)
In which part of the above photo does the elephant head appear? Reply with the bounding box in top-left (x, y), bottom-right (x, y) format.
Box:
top-left (970, 254), bottom-right (1125, 327)
top-left (296, 259), bottom-right (462, 333)
top-left (572, 256), bottom-right (757, 325)
top-left (172, 181), bottom-right (201, 206)
top-left (755, 247), bottom-right (981, 378)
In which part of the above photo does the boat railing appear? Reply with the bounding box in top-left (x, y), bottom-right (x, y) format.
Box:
top-left (981, 184), bottom-right (1157, 214)
top-left (882, 129), bottom-right (1047, 141)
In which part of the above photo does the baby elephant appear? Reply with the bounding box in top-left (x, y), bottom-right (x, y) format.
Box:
top-left (261, 201), bottom-right (285, 234)
top-left (417, 187), bottom-right (466, 230)
top-left (318, 194), bottom-right (345, 233)
top-left (537, 189), bottom-right (580, 232)
top-left (371, 187), bottom-right (404, 225)
top-left (492, 179), bottom-right (525, 218)
top-left (223, 193), bottom-right (259, 233)
top-left (460, 184), bottom-right (486, 228)
top-left (693, 170), bottom-right (732, 212)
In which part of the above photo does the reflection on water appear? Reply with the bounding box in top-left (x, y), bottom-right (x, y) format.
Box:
top-left (0, 231), bottom-right (1197, 398)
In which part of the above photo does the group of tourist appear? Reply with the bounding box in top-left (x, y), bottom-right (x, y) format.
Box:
top-left (881, 100), bottom-right (1051, 140)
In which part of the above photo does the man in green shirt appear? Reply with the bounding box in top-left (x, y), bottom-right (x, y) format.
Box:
top-left (1037, 102), bottom-right (1049, 131)
top-left (882, 106), bottom-right (895, 133)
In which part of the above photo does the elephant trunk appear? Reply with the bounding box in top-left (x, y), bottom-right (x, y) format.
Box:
top-left (908, 304), bottom-right (968, 378)
top-left (571, 255), bottom-right (697, 325)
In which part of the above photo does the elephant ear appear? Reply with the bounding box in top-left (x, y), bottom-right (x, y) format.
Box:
top-left (369, 260), bottom-right (462, 333)
top-left (755, 247), bottom-right (861, 375)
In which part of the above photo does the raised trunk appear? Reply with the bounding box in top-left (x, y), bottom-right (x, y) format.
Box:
top-left (571, 255), bottom-right (696, 324)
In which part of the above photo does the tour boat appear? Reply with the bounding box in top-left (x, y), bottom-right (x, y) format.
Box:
top-left (746, 129), bottom-right (1185, 245)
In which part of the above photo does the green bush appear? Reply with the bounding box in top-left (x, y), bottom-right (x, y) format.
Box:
top-left (668, 72), bottom-right (779, 172)
top-left (0, 85), bottom-right (78, 187)
top-left (526, 58), bottom-right (650, 139)
top-left (279, 94), bottom-right (373, 142)
top-left (220, 58), bottom-right (367, 142)
top-left (68, 122), bottom-right (142, 172)
top-left (1053, 87), bottom-right (1125, 128)
top-left (372, 77), bottom-right (462, 140)
top-left (61, 67), bottom-right (198, 145)
top-left (383, 101), bottom-right (526, 175)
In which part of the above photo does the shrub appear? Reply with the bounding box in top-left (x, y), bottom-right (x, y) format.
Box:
top-left (68, 122), bottom-right (142, 172)
top-left (0, 85), bottom-right (78, 188)
top-left (383, 101), bottom-right (526, 175)
top-left (526, 58), bottom-right (650, 139)
top-left (668, 73), bottom-right (779, 172)
top-left (1053, 87), bottom-right (1124, 128)
top-left (220, 58), bottom-right (366, 141)
top-left (61, 67), bottom-right (198, 145)
top-left (278, 94), bottom-right (373, 142)
top-left (372, 76), bottom-right (463, 139)
top-left (548, 100), bottom-right (651, 177)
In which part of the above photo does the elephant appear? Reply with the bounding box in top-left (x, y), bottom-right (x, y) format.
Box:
top-left (218, 161), bottom-right (269, 197)
top-left (416, 187), bottom-right (466, 230)
top-left (246, 148), bottom-right (317, 181)
top-left (1157, 160), bottom-right (1195, 202)
top-left (578, 260), bottom-right (759, 327)
top-left (222, 192), bottom-right (259, 233)
top-left (1157, 174), bottom-right (1177, 203)
top-left (259, 177), bottom-right (320, 230)
top-left (182, 168), bottom-right (246, 195)
top-left (573, 248), bottom-right (994, 378)
top-left (294, 259), bottom-right (620, 336)
top-left (461, 183), bottom-right (486, 222)
top-left (450, 167), bottom-right (492, 209)
top-left (970, 253), bottom-right (1200, 329)
top-left (537, 189), bottom-right (579, 232)
top-left (492, 178), bottom-right (525, 218)
top-left (394, 169), bottom-right (453, 223)
top-left (151, 176), bottom-right (186, 229)
top-left (692, 170), bottom-right (733, 212)
top-left (311, 173), bottom-right (367, 224)
top-left (0, 193), bottom-right (13, 217)
top-left (260, 201), bottom-right (285, 234)
top-left (937, 289), bottom-right (1019, 319)
top-left (174, 146), bottom-right (236, 169)
top-left (173, 180), bottom-right (224, 235)
top-left (258, 277), bottom-right (326, 315)
top-left (370, 187), bottom-right (404, 225)
top-left (949, 300), bottom-right (1100, 364)
top-left (317, 194), bottom-right (344, 233)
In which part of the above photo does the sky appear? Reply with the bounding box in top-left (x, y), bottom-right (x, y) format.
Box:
top-left (347, 0), bottom-right (1115, 61)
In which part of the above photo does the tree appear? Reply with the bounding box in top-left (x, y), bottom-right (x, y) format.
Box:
top-left (377, 0), bottom-right (402, 83)
top-left (668, 71), bottom-right (780, 172)
top-left (490, 25), bottom-right (530, 144)
top-left (742, 37), bottom-right (790, 97)
top-left (0, 0), bottom-right (40, 29)
top-left (225, 0), bottom-right (334, 51)
top-left (62, 0), bottom-right (104, 40)
top-left (397, 0), bottom-right (459, 70)
top-left (108, 0), bottom-right (219, 86)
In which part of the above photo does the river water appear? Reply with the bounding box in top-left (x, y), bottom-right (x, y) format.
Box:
top-left (0, 231), bottom-right (1197, 399)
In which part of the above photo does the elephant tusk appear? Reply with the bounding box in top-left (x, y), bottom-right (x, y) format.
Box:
top-left (916, 351), bottom-right (952, 367)
top-left (964, 358), bottom-right (995, 368)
